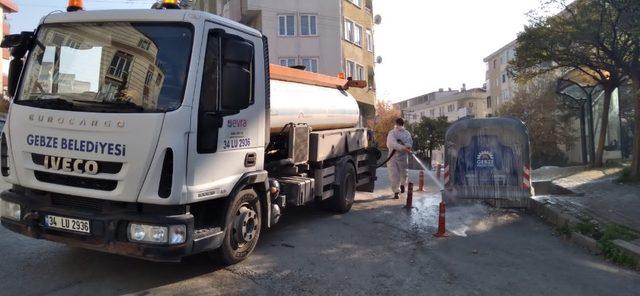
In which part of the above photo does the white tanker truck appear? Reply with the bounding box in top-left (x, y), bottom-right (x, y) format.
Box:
top-left (0, 2), bottom-right (379, 264)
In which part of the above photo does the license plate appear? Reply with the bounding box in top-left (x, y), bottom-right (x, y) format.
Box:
top-left (44, 215), bottom-right (90, 234)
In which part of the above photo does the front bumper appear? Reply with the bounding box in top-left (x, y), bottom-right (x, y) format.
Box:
top-left (1, 187), bottom-right (223, 262)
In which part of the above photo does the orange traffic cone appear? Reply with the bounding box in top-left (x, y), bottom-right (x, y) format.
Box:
top-left (418, 171), bottom-right (425, 191)
top-left (405, 182), bottom-right (413, 209)
top-left (434, 201), bottom-right (448, 237)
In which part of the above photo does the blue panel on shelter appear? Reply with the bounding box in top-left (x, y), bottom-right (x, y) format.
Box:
top-left (444, 117), bottom-right (532, 202)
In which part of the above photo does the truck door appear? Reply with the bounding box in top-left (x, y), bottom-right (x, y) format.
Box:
top-left (186, 22), bottom-right (267, 201)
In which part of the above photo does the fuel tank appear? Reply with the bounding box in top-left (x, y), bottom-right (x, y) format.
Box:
top-left (269, 80), bottom-right (360, 133)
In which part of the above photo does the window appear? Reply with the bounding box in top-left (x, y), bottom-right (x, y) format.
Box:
top-left (344, 19), bottom-right (354, 42)
top-left (469, 102), bottom-right (474, 108)
top-left (101, 81), bottom-right (121, 102)
top-left (345, 60), bottom-right (356, 79)
top-left (279, 58), bottom-right (297, 67)
top-left (156, 73), bottom-right (164, 86)
top-left (366, 29), bottom-right (373, 52)
top-left (301, 58), bottom-right (318, 73)
top-left (349, 0), bottom-right (362, 7)
top-left (144, 69), bottom-right (154, 86)
top-left (502, 73), bottom-right (507, 83)
top-left (447, 104), bottom-right (455, 112)
top-left (278, 15), bottom-right (295, 36)
top-left (355, 64), bottom-right (365, 80)
top-left (300, 15), bottom-right (317, 36)
top-left (487, 96), bottom-right (492, 108)
top-left (353, 24), bottom-right (362, 46)
top-left (138, 39), bottom-right (151, 50)
top-left (493, 59), bottom-right (497, 69)
top-left (430, 109), bottom-right (435, 117)
top-left (439, 107), bottom-right (445, 116)
top-left (65, 39), bottom-right (81, 49)
top-left (107, 51), bottom-right (132, 80)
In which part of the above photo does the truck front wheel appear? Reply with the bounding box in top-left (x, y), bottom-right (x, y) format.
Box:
top-left (218, 189), bottom-right (262, 265)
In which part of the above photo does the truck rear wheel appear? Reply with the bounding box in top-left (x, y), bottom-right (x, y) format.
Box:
top-left (329, 164), bottom-right (356, 213)
top-left (218, 189), bottom-right (262, 265)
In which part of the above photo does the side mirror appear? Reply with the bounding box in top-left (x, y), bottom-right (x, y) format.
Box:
top-left (0, 34), bottom-right (25, 48)
top-left (7, 59), bottom-right (24, 97)
top-left (220, 37), bottom-right (254, 111)
top-left (2, 32), bottom-right (35, 98)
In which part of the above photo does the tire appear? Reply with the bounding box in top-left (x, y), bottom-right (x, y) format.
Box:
top-left (329, 163), bottom-right (356, 213)
top-left (218, 189), bottom-right (262, 265)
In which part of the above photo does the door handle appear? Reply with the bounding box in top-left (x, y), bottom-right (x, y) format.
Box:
top-left (245, 152), bottom-right (257, 167)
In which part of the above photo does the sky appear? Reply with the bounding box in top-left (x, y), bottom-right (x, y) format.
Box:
top-left (8, 0), bottom-right (554, 102)
top-left (373, 0), bottom-right (547, 102)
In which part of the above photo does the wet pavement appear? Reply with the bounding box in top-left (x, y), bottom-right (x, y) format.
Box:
top-left (0, 170), bottom-right (639, 295)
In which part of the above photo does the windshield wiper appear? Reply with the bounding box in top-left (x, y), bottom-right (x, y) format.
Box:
top-left (72, 99), bottom-right (146, 113)
top-left (17, 97), bottom-right (75, 111)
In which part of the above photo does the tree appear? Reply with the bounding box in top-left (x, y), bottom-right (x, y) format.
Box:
top-left (0, 98), bottom-right (9, 114)
top-left (407, 116), bottom-right (449, 167)
top-left (609, 0), bottom-right (640, 178)
top-left (512, 0), bottom-right (626, 168)
top-left (498, 77), bottom-right (576, 168)
top-left (368, 100), bottom-right (400, 149)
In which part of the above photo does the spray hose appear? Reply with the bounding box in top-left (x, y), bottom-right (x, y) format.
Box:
top-left (376, 138), bottom-right (406, 168)
top-left (376, 149), bottom-right (396, 168)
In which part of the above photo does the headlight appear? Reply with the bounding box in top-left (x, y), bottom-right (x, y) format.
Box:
top-left (0, 200), bottom-right (21, 221)
top-left (128, 223), bottom-right (186, 245)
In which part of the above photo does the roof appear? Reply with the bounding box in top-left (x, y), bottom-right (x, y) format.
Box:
top-left (0, 0), bottom-right (17, 13)
top-left (483, 39), bottom-right (517, 62)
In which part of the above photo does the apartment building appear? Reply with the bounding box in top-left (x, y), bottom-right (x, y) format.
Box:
top-left (217, 0), bottom-right (377, 122)
top-left (483, 40), bottom-right (517, 113)
top-left (393, 86), bottom-right (489, 165)
top-left (191, 0), bottom-right (220, 14)
top-left (1, 0), bottom-right (18, 97)
top-left (342, 0), bottom-right (376, 120)
top-left (394, 86), bottom-right (489, 124)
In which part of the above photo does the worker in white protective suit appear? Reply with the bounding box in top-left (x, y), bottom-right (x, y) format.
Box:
top-left (386, 118), bottom-right (413, 199)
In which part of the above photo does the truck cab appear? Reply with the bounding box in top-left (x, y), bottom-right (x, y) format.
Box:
top-left (0, 6), bottom-right (377, 264)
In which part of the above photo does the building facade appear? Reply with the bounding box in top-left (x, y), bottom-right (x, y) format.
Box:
top-left (393, 86), bottom-right (489, 165)
top-left (341, 0), bottom-right (376, 120)
top-left (1, 0), bottom-right (18, 98)
top-left (394, 86), bottom-right (489, 124)
top-left (483, 40), bottom-right (517, 114)
top-left (216, 0), bottom-right (377, 122)
top-left (485, 39), bottom-right (626, 165)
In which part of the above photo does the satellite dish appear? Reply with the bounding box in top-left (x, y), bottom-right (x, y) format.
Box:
top-left (376, 56), bottom-right (383, 64)
top-left (374, 15), bottom-right (382, 25)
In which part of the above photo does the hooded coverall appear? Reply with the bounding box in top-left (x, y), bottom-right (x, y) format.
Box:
top-left (386, 126), bottom-right (413, 194)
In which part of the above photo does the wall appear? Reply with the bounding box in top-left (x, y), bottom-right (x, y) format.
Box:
top-left (484, 40), bottom-right (517, 114)
top-left (223, 0), bottom-right (342, 77)
top-left (341, 0), bottom-right (375, 109)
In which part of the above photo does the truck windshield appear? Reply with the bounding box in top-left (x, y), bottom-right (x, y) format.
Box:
top-left (16, 23), bottom-right (193, 113)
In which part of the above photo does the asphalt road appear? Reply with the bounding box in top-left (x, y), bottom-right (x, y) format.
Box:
top-left (0, 170), bottom-right (639, 295)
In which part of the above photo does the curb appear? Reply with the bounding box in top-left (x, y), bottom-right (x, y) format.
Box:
top-left (612, 240), bottom-right (640, 264)
top-left (529, 197), bottom-right (640, 268)
top-left (529, 198), bottom-right (579, 227)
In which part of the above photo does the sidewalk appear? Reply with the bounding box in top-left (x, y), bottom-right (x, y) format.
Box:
top-left (531, 165), bottom-right (640, 268)
top-left (534, 166), bottom-right (640, 232)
